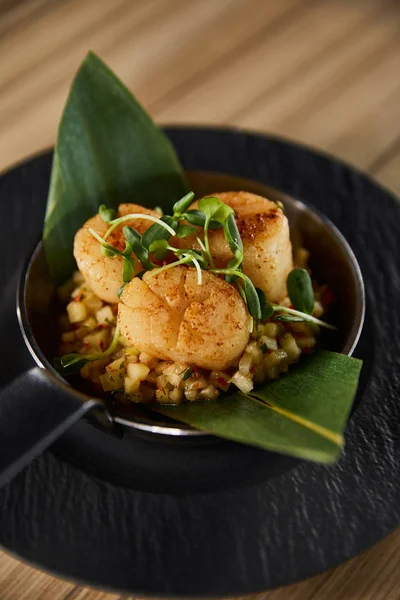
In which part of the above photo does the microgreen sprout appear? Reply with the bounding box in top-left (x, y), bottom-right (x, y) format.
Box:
top-left (103, 213), bottom-right (176, 241)
top-left (56, 326), bottom-right (121, 373)
top-left (99, 204), bottom-right (117, 223)
top-left (89, 228), bottom-right (135, 283)
top-left (182, 366), bottom-right (193, 381)
top-left (90, 194), bottom-right (336, 331)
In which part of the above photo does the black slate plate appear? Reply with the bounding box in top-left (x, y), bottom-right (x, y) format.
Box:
top-left (0, 127), bottom-right (399, 597)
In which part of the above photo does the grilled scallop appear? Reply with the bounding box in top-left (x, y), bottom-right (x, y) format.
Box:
top-left (74, 203), bottom-right (159, 304)
top-left (118, 266), bottom-right (250, 370)
top-left (177, 191), bottom-right (293, 302)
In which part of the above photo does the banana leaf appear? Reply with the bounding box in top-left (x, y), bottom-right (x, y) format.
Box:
top-left (43, 51), bottom-right (188, 284)
top-left (156, 351), bottom-right (362, 463)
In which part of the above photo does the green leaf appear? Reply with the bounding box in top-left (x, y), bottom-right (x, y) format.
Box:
top-left (274, 314), bottom-right (304, 323)
top-left (180, 249), bottom-right (208, 268)
top-left (173, 191), bottom-right (195, 216)
top-left (243, 276), bottom-right (262, 320)
top-left (122, 255), bottom-right (135, 282)
top-left (198, 196), bottom-right (234, 223)
top-left (99, 204), bottom-right (117, 223)
top-left (54, 356), bottom-right (89, 374)
top-left (141, 215), bottom-right (177, 251)
top-left (184, 209), bottom-right (223, 230)
top-left (223, 213), bottom-right (243, 257)
top-left (43, 51), bottom-right (188, 283)
top-left (182, 366), bottom-right (193, 381)
top-left (256, 288), bottom-right (274, 320)
top-left (149, 238), bottom-right (169, 260)
top-left (155, 351), bottom-right (362, 464)
top-left (176, 224), bottom-right (197, 238)
top-left (123, 226), bottom-right (154, 269)
top-left (287, 268), bottom-right (314, 315)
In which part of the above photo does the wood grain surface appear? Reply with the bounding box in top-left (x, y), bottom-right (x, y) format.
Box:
top-left (0, 0), bottom-right (399, 598)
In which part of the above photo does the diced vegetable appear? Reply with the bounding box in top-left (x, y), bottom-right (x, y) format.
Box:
top-left (231, 372), bottom-right (254, 394)
top-left (67, 300), bottom-right (87, 323)
top-left (95, 305), bottom-right (114, 324)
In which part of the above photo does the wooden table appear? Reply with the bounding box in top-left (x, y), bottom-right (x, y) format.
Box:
top-left (1, 0), bottom-right (399, 598)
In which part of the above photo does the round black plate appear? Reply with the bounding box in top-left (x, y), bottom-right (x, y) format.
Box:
top-left (0, 127), bottom-right (399, 597)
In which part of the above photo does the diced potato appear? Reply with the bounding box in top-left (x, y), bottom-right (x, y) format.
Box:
top-left (67, 300), bottom-right (87, 323)
top-left (106, 357), bottom-right (125, 374)
top-left (259, 335), bottom-right (278, 351)
top-left (169, 388), bottom-right (184, 404)
top-left (266, 366), bottom-right (280, 380)
top-left (296, 336), bottom-right (317, 351)
top-left (84, 294), bottom-right (103, 315)
top-left (287, 322), bottom-right (312, 336)
top-left (75, 317), bottom-right (98, 340)
top-left (99, 372), bottom-right (124, 392)
top-left (71, 286), bottom-right (84, 299)
top-left (264, 349), bottom-right (288, 370)
top-left (126, 363), bottom-right (150, 390)
top-left (313, 301), bottom-right (324, 318)
top-left (83, 329), bottom-right (109, 350)
top-left (210, 371), bottom-right (231, 392)
top-left (184, 388), bottom-right (199, 401)
top-left (156, 374), bottom-right (168, 389)
top-left (280, 333), bottom-right (301, 362)
top-left (198, 385), bottom-right (219, 401)
top-left (185, 376), bottom-right (208, 391)
top-left (124, 346), bottom-right (140, 356)
top-left (139, 352), bottom-right (158, 369)
top-left (263, 323), bottom-right (279, 338)
top-left (156, 387), bottom-right (172, 403)
top-left (231, 372), bottom-right (254, 394)
top-left (164, 363), bottom-right (188, 387)
top-left (95, 305), bottom-right (114, 325)
top-left (155, 361), bottom-right (170, 375)
top-left (238, 352), bottom-right (253, 376)
top-left (124, 376), bottom-right (139, 394)
top-left (246, 340), bottom-right (263, 365)
top-left (83, 316), bottom-right (97, 331)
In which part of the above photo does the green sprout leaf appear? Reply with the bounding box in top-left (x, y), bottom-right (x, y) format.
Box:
top-left (256, 288), bottom-right (274, 320)
top-left (99, 204), bottom-right (117, 223)
top-left (184, 209), bottom-right (223, 230)
top-left (173, 191), bottom-right (195, 216)
top-left (123, 226), bottom-right (155, 269)
top-left (198, 196), bottom-right (234, 223)
top-left (149, 238), bottom-right (170, 261)
top-left (122, 255), bottom-right (135, 282)
top-left (243, 276), bottom-right (261, 320)
top-left (287, 268), bottom-right (314, 315)
top-left (141, 215), bottom-right (177, 250)
top-left (176, 224), bottom-right (197, 238)
top-left (182, 366), bottom-right (193, 381)
top-left (274, 314), bottom-right (304, 323)
top-left (224, 213), bottom-right (243, 260)
top-left (117, 284), bottom-right (126, 298)
top-left (100, 246), bottom-right (116, 257)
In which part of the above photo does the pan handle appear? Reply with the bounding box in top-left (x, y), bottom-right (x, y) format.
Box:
top-left (0, 366), bottom-right (108, 488)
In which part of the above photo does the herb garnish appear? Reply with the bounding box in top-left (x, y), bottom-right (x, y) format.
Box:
top-left (88, 195), bottom-right (335, 329)
top-left (55, 325), bottom-right (121, 373)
